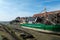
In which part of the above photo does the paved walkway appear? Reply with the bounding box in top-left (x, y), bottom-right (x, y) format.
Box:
top-left (21, 27), bottom-right (60, 40)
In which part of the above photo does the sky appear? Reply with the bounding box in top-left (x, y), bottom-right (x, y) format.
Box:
top-left (0, 0), bottom-right (60, 21)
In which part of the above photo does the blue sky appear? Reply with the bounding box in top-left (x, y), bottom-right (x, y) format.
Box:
top-left (0, 0), bottom-right (60, 21)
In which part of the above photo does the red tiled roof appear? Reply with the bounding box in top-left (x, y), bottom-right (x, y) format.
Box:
top-left (33, 10), bottom-right (60, 17)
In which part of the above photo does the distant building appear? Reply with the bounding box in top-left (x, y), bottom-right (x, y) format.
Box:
top-left (33, 10), bottom-right (60, 24)
top-left (20, 17), bottom-right (26, 23)
top-left (26, 17), bottom-right (36, 23)
top-left (13, 10), bottom-right (60, 24)
top-left (20, 17), bottom-right (36, 24)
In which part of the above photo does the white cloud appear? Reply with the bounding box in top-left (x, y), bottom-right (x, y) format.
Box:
top-left (44, 0), bottom-right (59, 2)
top-left (0, 11), bottom-right (33, 21)
top-left (0, 0), bottom-right (34, 21)
top-left (0, 0), bottom-right (60, 21)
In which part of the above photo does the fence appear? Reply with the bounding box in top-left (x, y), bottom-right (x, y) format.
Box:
top-left (20, 23), bottom-right (60, 32)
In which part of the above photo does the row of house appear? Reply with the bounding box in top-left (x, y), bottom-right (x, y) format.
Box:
top-left (11, 10), bottom-right (60, 24)
top-left (20, 17), bottom-right (36, 24)
top-left (19, 10), bottom-right (60, 24)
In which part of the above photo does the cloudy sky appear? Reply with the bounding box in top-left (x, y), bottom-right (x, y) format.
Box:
top-left (0, 0), bottom-right (60, 21)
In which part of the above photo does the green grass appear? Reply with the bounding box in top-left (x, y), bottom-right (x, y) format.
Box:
top-left (20, 23), bottom-right (60, 32)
